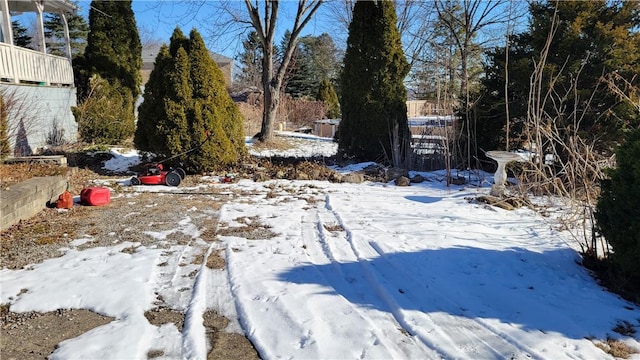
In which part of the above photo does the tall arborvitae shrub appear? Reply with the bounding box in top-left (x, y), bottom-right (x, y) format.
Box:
top-left (135, 28), bottom-right (245, 173)
top-left (596, 129), bottom-right (640, 284)
top-left (74, 0), bottom-right (141, 144)
top-left (317, 78), bottom-right (340, 119)
top-left (84, 0), bottom-right (141, 98)
top-left (0, 92), bottom-right (10, 158)
top-left (338, 0), bottom-right (411, 165)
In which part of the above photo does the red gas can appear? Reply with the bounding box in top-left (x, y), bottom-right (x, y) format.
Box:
top-left (80, 187), bottom-right (111, 206)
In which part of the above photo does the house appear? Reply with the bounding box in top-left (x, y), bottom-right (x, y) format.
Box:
top-left (0, 0), bottom-right (77, 156)
top-left (141, 44), bottom-right (233, 87)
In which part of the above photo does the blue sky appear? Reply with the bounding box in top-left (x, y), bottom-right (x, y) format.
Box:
top-left (76, 1), bottom-right (343, 60)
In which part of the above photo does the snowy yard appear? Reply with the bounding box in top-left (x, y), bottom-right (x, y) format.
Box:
top-left (1, 133), bottom-right (639, 359)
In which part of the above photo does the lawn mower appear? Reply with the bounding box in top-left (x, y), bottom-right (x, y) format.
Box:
top-left (130, 163), bottom-right (186, 186)
top-left (130, 132), bottom-right (211, 187)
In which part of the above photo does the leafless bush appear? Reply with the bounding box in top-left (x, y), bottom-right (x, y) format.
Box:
top-left (279, 95), bottom-right (327, 129)
top-left (46, 119), bottom-right (67, 147)
top-left (515, 10), bottom-right (611, 259)
top-left (237, 101), bottom-right (263, 137)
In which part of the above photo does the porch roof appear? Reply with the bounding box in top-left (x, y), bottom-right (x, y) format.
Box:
top-left (7, 0), bottom-right (75, 14)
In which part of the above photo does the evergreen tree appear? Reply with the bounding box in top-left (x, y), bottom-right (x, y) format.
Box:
top-left (283, 33), bottom-right (340, 99)
top-left (235, 31), bottom-right (263, 89)
top-left (317, 78), bottom-right (340, 119)
top-left (44, 3), bottom-right (89, 57)
top-left (339, 0), bottom-right (411, 166)
top-left (284, 45), bottom-right (313, 98)
top-left (135, 28), bottom-right (245, 173)
top-left (186, 28), bottom-right (243, 171)
top-left (477, 0), bottom-right (640, 154)
top-left (596, 129), bottom-right (640, 284)
top-left (11, 21), bottom-right (31, 48)
top-left (77, 0), bottom-right (141, 143)
top-left (84, 0), bottom-right (142, 99)
top-left (134, 43), bottom-right (174, 153)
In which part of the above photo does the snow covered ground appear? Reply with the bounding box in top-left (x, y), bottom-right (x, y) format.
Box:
top-left (2, 133), bottom-right (639, 359)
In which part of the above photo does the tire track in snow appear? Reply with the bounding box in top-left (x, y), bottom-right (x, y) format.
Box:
top-left (147, 217), bottom-right (204, 309)
top-left (300, 204), bottom-right (441, 359)
top-left (325, 194), bottom-right (543, 360)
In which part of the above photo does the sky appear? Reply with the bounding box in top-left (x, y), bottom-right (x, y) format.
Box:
top-left (2, 133), bottom-right (639, 359)
top-left (75, 0), bottom-right (343, 60)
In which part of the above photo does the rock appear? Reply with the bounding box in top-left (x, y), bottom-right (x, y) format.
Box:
top-left (395, 176), bottom-right (410, 186)
top-left (386, 167), bottom-right (409, 181)
top-left (476, 195), bottom-right (515, 210)
top-left (362, 164), bottom-right (384, 176)
top-left (410, 174), bottom-right (425, 183)
top-left (329, 173), bottom-right (343, 183)
top-left (448, 176), bottom-right (465, 185)
top-left (342, 173), bottom-right (364, 184)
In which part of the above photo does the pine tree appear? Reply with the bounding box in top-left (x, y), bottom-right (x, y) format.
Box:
top-left (44, 4), bottom-right (89, 58)
top-left (235, 31), bottom-right (263, 89)
top-left (596, 129), bottom-right (640, 283)
top-left (77, 0), bottom-right (141, 144)
top-left (477, 0), bottom-right (640, 154)
top-left (317, 78), bottom-right (340, 119)
top-left (339, 0), bottom-right (411, 165)
top-left (135, 28), bottom-right (245, 173)
top-left (11, 21), bottom-right (31, 48)
top-left (84, 0), bottom-right (142, 99)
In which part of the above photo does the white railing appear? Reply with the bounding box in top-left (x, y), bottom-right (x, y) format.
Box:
top-left (0, 43), bottom-right (73, 86)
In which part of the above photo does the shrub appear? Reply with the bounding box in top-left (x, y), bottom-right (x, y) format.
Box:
top-left (72, 74), bottom-right (135, 144)
top-left (595, 129), bottom-right (640, 283)
top-left (338, 0), bottom-right (411, 166)
top-left (135, 28), bottom-right (245, 173)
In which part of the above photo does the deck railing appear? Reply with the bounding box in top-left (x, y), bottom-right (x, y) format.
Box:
top-left (0, 43), bottom-right (73, 86)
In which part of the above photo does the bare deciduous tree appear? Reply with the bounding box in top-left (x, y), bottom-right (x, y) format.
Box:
top-left (434, 0), bottom-right (515, 171)
top-left (243, 0), bottom-right (323, 142)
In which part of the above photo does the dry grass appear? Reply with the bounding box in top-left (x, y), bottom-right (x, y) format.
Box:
top-left (250, 137), bottom-right (295, 152)
top-left (594, 337), bottom-right (637, 359)
top-left (0, 162), bottom-right (67, 187)
top-left (323, 224), bottom-right (344, 232)
top-left (217, 217), bottom-right (278, 240)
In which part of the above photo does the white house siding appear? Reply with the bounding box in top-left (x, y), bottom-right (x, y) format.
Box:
top-left (1, 84), bottom-right (77, 154)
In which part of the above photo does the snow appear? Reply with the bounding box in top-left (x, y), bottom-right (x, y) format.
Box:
top-left (2, 133), bottom-right (639, 359)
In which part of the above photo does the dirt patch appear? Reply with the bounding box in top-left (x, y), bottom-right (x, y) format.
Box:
top-left (0, 179), bottom-right (258, 358)
top-left (144, 306), bottom-right (184, 331)
top-left (204, 310), bottom-right (260, 360)
top-left (0, 306), bottom-right (114, 359)
top-left (0, 151), bottom-right (345, 359)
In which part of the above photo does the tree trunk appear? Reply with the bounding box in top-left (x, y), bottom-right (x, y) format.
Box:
top-left (244, 0), bottom-right (323, 143)
top-left (260, 80), bottom-right (280, 141)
